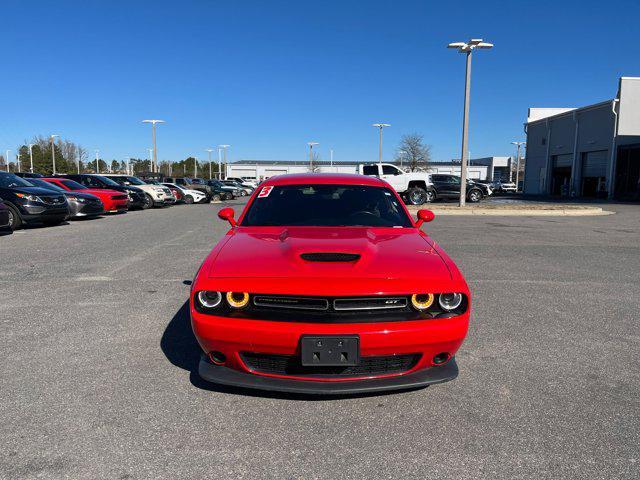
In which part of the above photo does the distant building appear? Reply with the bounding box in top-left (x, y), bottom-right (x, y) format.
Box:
top-left (523, 77), bottom-right (640, 199)
top-left (226, 158), bottom-right (507, 182)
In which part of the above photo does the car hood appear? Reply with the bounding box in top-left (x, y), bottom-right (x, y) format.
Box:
top-left (11, 186), bottom-right (64, 196)
top-left (207, 227), bottom-right (451, 282)
top-left (82, 188), bottom-right (124, 197)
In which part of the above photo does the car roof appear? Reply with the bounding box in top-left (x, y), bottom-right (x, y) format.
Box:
top-left (262, 173), bottom-right (386, 187)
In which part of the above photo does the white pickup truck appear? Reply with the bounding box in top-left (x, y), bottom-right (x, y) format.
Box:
top-left (358, 163), bottom-right (434, 205)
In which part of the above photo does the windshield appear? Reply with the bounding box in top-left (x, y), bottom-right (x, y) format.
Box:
top-left (122, 176), bottom-right (146, 185)
top-left (94, 175), bottom-right (120, 186)
top-left (0, 173), bottom-right (34, 188)
top-left (60, 179), bottom-right (87, 190)
top-left (242, 184), bottom-right (413, 227)
top-left (28, 179), bottom-right (64, 191)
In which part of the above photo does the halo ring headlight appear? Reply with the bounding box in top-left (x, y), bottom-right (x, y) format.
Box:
top-left (197, 290), bottom-right (222, 309)
top-left (438, 293), bottom-right (463, 311)
top-left (226, 292), bottom-right (250, 308)
top-left (411, 293), bottom-right (434, 311)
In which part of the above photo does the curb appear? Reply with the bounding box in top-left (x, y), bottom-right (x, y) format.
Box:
top-left (407, 206), bottom-right (613, 217)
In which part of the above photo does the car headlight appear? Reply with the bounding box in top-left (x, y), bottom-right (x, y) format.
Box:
top-left (226, 292), bottom-right (249, 308)
top-left (411, 293), bottom-right (434, 311)
top-left (16, 193), bottom-right (42, 202)
top-left (197, 291), bottom-right (222, 309)
top-left (67, 195), bottom-right (79, 202)
top-left (438, 293), bottom-right (463, 311)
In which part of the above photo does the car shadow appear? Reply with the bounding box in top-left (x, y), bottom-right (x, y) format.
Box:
top-left (160, 300), bottom-right (425, 401)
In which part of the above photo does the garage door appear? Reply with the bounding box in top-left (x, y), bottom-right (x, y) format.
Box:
top-left (553, 154), bottom-right (573, 168)
top-left (582, 151), bottom-right (608, 177)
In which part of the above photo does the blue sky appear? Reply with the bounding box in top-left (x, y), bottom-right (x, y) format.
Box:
top-left (1, 0), bottom-right (639, 164)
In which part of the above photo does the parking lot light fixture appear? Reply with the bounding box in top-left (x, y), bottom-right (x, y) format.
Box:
top-left (511, 141), bottom-right (526, 189)
top-left (50, 135), bottom-right (59, 174)
top-left (447, 38), bottom-right (493, 207)
top-left (206, 148), bottom-right (214, 179)
top-left (142, 119), bottom-right (165, 173)
top-left (5, 150), bottom-right (10, 172)
top-left (218, 145), bottom-right (230, 179)
top-left (307, 142), bottom-right (319, 172)
top-left (372, 124), bottom-right (390, 164)
top-left (28, 144), bottom-right (35, 173)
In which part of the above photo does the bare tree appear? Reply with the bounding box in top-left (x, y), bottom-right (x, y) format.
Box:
top-left (395, 133), bottom-right (431, 171)
top-left (77, 146), bottom-right (87, 172)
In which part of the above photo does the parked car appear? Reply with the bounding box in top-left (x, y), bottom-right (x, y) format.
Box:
top-left (469, 180), bottom-right (493, 197)
top-left (165, 177), bottom-right (213, 201)
top-left (14, 172), bottom-right (44, 178)
top-left (42, 177), bottom-right (128, 213)
top-left (190, 174), bottom-right (470, 394)
top-left (0, 199), bottom-right (12, 234)
top-left (493, 181), bottom-right (517, 193)
top-left (60, 174), bottom-right (147, 209)
top-left (226, 177), bottom-right (258, 188)
top-left (162, 183), bottom-right (207, 204)
top-left (429, 174), bottom-right (485, 203)
top-left (100, 174), bottom-right (175, 207)
top-left (222, 180), bottom-right (253, 196)
top-left (0, 172), bottom-right (69, 229)
top-left (206, 179), bottom-right (239, 199)
top-left (26, 178), bottom-right (104, 218)
top-left (358, 163), bottom-right (435, 205)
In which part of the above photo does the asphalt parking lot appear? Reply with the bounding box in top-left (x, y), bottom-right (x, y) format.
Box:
top-left (1, 201), bottom-right (639, 479)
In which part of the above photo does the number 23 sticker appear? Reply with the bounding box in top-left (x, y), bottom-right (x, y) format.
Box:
top-left (258, 186), bottom-right (273, 198)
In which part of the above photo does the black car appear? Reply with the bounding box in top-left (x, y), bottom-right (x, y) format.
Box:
top-left (165, 177), bottom-right (213, 201)
top-left (0, 199), bottom-right (11, 234)
top-left (0, 172), bottom-right (69, 229)
top-left (429, 174), bottom-right (485, 203)
top-left (14, 172), bottom-right (44, 178)
top-left (205, 180), bottom-right (235, 200)
top-left (60, 174), bottom-right (147, 209)
top-left (27, 178), bottom-right (104, 218)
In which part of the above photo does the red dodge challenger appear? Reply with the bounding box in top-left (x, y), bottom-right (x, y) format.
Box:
top-left (190, 173), bottom-right (470, 394)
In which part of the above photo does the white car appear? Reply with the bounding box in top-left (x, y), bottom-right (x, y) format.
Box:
top-left (226, 177), bottom-right (258, 189)
top-left (102, 174), bottom-right (173, 208)
top-left (163, 183), bottom-right (207, 204)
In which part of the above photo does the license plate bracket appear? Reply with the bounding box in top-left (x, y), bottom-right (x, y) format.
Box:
top-left (300, 335), bottom-right (360, 367)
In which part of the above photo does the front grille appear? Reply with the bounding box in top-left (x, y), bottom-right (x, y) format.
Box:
top-left (253, 295), bottom-right (329, 311)
top-left (241, 352), bottom-right (420, 378)
top-left (300, 252), bottom-right (361, 262)
top-left (334, 297), bottom-right (407, 311)
top-left (40, 195), bottom-right (66, 205)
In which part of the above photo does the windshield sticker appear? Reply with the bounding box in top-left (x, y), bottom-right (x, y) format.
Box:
top-left (258, 186), bottom-right (273, 198)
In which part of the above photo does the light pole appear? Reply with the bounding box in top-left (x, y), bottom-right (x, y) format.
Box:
top-left (447, 38), bottom-right (493, 206)
top-left (95, 150), bottom-right (100, 173)
top-left (511, 141), bottom-right (526, 190)
top-left (398, 149), bottom-right (407, 170)
top-left (16, 153), bottom-right (20, 172)
top-left (217, 148), bottom-right (222, 179)
top-left (218, 145), bottom-right (230, 179)
top-left (194, 157), bottom-right (198, 178)
top-left (28, 144), bottom-right (35, 173)
top-left (307, 142), bottom-right (319, 171)
top-left (330, 149), bottom-right (334, 170)
top-left (4, 150), bottom-right (10, 172)
top-left (372, 124), bottom-right (390, 164)
top-left (142, 119), bottom-right (165, 173)
top-left (50, 135), bottom-right (59, 174)
top-left (206, 148), bottom-right (214, 179)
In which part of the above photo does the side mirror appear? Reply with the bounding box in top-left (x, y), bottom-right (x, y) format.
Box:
top-left (415, 209), bottom-right (435, 228)
top-left (218, 207), bottom-right (236, 227)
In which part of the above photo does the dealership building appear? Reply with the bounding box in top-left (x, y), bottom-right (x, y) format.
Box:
top-left (226, 157), bottom-right (510, 182)
top-left (523, 77), bottom-right (640, 199)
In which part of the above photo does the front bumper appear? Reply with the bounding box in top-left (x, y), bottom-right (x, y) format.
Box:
top-left (191, 307), bottom-right (468, 394)
top-left (198, 353), bottom-right (458, 394)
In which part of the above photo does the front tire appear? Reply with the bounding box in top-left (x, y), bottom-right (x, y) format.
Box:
top-left (426, 189), bottom-right (436, 203)
top-left (6, 205), bottom-right (21, 230)
top-left (407, 187), bottom-right (428, 205)
top-left (212, 194), bottom-right (221, 202)
top-left (142, 193), bottom-right (153, 209)
top-left (184, 195), bottom-right (194, 205)
top-left (467, 189), bottom-right (482, 203)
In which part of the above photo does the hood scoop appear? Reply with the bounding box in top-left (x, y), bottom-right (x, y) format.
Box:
top-left (300, 252), bottom-right (361, 263)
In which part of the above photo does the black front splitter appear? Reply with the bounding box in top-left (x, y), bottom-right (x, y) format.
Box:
top-left (198, 354), bottom-right (458, 395)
